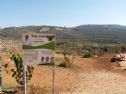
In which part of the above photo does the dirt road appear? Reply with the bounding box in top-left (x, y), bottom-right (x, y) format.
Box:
top-left (68, 56), bottom-right (126, 94)
top-left (70, 71), bottom-right (126, 94)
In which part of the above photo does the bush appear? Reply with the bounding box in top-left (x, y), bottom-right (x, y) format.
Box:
top-left (58, 53), bottom-right (72, 68)
top-left (58, 62), bottom-right (66, 67)
top-left (82, 53), bottom-right (93, 58)
top-left (58, 43), bottom-right (76, 68)
top-left (111, 57), bottom-right (121, 62)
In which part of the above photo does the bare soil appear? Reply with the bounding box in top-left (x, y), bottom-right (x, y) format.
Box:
top-left (2, 54), bottom-right (126, 94)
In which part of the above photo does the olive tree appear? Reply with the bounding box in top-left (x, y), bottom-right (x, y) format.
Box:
top-left (59, 42), bottom-right (78, 68)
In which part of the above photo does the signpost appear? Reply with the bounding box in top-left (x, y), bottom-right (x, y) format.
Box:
top-left (52, 66), bottom-right (55, 94)
top-left (22, 32), bottom-right (56, 94)
top-left (23, 65), bottom-right (26, 94)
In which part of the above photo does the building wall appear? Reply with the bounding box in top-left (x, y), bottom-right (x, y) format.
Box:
top-left (0, 38), bottom-right (22, 50)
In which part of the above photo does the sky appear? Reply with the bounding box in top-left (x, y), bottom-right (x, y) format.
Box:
top-left (0, 0), bottom-right (126, 28)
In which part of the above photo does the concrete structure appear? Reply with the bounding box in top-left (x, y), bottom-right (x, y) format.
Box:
top-left (0, 37), bottom-right (22, 51)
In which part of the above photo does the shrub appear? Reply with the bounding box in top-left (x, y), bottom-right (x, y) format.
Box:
top-left (3, 52), bottom-right (34, 86)
top-left (82, 53), bottom-right (93, 58)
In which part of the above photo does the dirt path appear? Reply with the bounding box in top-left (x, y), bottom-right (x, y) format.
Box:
top-left (67, 56), bottom-right (126, 94)
top-left (70, 71), bottom-right (126, 94)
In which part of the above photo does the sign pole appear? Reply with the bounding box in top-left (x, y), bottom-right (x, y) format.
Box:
top-left (52, 66), bottom-right (55, 94)
top-left (23, 64), bottom-right (27, 94)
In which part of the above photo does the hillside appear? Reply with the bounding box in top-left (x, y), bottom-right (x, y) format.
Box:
top-left (72, 25), bottom-right (126, 43)
top-left (1, 25), bottom-right (126, 44)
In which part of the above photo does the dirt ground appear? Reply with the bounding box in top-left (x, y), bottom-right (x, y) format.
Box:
top-left (2, 54), bottom-right (126, 94)
top-left (69, 55), bottom-right (126, 94)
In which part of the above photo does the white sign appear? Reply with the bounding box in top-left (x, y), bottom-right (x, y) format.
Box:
top-left (22, 32), bottom-right (55, 65)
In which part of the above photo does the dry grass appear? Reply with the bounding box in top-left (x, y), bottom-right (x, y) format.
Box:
top-left (28, 85), bottom-right (47, 94)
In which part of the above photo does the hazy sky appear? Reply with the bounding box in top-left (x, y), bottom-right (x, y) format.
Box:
top-left (0, 0), bottom-right (126, 27)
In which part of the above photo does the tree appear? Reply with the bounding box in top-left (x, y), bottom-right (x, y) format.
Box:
top-left (4, 52), bottom-right (34, 85)
top-left (120, 46), bottom-right (126, 53)
top-left (59, 42), bottom-right (77, 68)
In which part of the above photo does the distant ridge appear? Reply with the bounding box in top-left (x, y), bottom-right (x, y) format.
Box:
top-left (0, 24), bottom-right (126, 44)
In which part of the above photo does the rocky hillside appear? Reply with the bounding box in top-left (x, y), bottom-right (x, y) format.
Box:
top-left (1, 25), bottom-right (126, 44)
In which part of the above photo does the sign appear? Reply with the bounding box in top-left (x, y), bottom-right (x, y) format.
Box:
top-left (22, 32), bottom-right (55, 65)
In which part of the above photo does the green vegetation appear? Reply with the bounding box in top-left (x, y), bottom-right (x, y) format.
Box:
top-left (82, 53), bottom-right (93, 58)
top-left (1, 25), bottom-right (126, 44)
top-left (58, 43), bottom-right (77, 68)
top-left (22, 42), bottom-right (55, 50)
top-left (1, 25), bottom-right (126, 55)
top-left (3, 52), bottom-right (34, 86)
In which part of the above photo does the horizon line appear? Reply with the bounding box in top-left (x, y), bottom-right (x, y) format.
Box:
top-left (1, 24), bottom-right (126, 29)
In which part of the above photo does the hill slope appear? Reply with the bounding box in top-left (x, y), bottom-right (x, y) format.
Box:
top-left (1, 25), bottom-right (126, 43)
